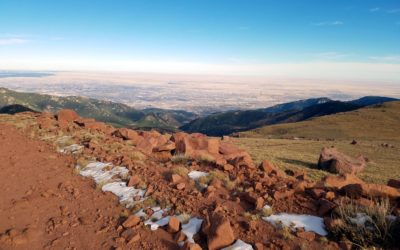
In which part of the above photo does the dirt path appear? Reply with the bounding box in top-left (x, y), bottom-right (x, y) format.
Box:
top-left (0, 124), bottom-right (125, 250)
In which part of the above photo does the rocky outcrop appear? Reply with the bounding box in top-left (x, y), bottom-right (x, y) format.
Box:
top-left (318, 147), bottom-right (366, 175)
top-left (205, 213), bottom-right (235, 250)
top-left (57, 109), bottom-right (80, 128)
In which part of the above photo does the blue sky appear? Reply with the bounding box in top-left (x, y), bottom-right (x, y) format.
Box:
top-left (0, 0), bottom-right (399, 78)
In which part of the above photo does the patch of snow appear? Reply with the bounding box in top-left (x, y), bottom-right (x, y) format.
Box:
top-left (188, 170), bottom-right (209, 180)
top-left (349, 213), bottom-right (372, 227)
top-left (102, 182), bottom-right (145, 207)
top-left (263, 204), bottom-right (271, 210)
top-left (79, 162), bottom-right (128, 184)
top-left (263, 213), bottom-right (327, 236)
top-left (58, 144), bottom-right (83, 154)
top-left (386, 215), bottom-right (397, 222)
top-left (222, 239), bottom-right (254, 250)
top-left (181, 217), bottom-right (203, 243)
top-left (145, 216), bottom-right (171, 231)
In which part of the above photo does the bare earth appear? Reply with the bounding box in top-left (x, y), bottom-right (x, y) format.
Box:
top-left (0, 124), bottom-right (123, 250)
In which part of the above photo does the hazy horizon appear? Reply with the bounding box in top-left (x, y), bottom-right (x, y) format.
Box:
top-left (1, 0), bottom-right (400, 82)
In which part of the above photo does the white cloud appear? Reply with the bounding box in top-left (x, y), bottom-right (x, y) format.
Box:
top-left (369, 7), bottom-right (380, 12)
top-left (312, 21), bottom-right (344, 26)
top-left (0, 38), bottom-right (30, 46)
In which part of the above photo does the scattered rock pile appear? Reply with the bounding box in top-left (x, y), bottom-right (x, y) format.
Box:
top-left (2, 108), bottom-right (400, 250)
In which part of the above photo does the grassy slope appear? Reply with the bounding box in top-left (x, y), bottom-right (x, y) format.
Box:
top-left (235, 102), bottom-right (400, 184)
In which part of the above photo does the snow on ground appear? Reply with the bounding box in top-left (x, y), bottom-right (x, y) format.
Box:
top-left (58, 144), bottom-right (83, 154)
top-left (263, 213), bottom-right (327, 236)
top-left (102, 182), bottom-right (145, 207)
top-left (349, 213), bottom-right (373, 227)
top-left (181, 217), bottom-right (203, 243)
top-left (79, 162), bottom-right (129, 184)
top-left (222, 239), bottom-right (254, 250)
top-left (188, 170), bottom-right (209, 180)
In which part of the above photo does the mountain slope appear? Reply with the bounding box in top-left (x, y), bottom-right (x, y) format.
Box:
top-left (0, 87), bottom-right (197, 131)
top-left (181, 97), bottom-right (398, 136)
top-left (239, 101), bottom-right (400, 141)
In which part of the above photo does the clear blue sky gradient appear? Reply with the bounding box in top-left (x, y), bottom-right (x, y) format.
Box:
top-left (0, 0), bottom-right (399, 65)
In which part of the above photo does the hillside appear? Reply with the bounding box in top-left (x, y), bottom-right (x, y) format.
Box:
top-left (240, 101), bottom-right (400, 142)
top-left (181, 96), bottom-right (398, 136)
top-left (0, 87), bottom-right (197, 132)
top-left (234, 101), bottom-right (400, 184)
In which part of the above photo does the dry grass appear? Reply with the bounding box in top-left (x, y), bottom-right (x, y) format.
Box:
top-left (198, 170), bottom-right (235, 190)
top-left (171, 154), bottom-right (190, 165)
top-left (171, 166), bottom-right (190, 177)
top-left (234, 102), bottom-right (400, 184)
top-left (328, 199), bottom-right (400, 248)
top-left (194, 153), bottom-right (216, 165)
top-left (233, 137), bottom-right (400, 184)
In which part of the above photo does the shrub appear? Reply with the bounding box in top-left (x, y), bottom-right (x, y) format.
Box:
top-left (328, 198), bottom-right (400, 248)
top-left (198, 170), bottom-right (235, 190)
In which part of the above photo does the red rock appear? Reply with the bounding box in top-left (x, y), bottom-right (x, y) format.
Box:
top-left (181, 242), bottom-right (202, 250)
top-left (242, 192), bottom-right (264, 210)
top-left (308, 188), bottom-right (326, 199)
top-left (128, 175), bottom-right (141, 187)
top-left (387, 179), bottom-right (400, 189)
top-left (254, 182), bottom-right (263, 191)
top-left (325, 191), bottom-right (336, 201)
top-left (259, 160), bottom-right (276, 174)
top-left (318, 147), bottom-right (365, 175)
top-left (122, 215), bottom-right (141, 228)
top-left (167, 216), bottom-right (180, 233)
top-left (171, 174), bottom-right (182, 184)
top-left (223, 164), bottom-right (234, 171)
top-left (273, 190), bottom-right (295, 200)
top-left (364, 183), bottom-right (400, 199)
top-left (255, 242), bottom-right (264, 250)
top-left (174, 231), bottom-right (187, 242)
top-left (296, 231), bottom-right (315, 241)
top-left (341, 184), bottom-right (364, 198)
top-left (207, 213), bottom-right (235, 250)
top-left (292, 180), bottom-right (308, 193)
top-left (176, 183), bottom-right (186, 190)
top-left (154, 142), bottom-right (176, 152)
top-left (320, 174), bottom-right (364, 190)
top-left (57, 109), bottom-right (79, 128)
top-left (318, 199), bottom-right (337, 216)
top-left (113, 128), bottom-right (142, 143)
top-left (127, 233), bottom-right (140, 244)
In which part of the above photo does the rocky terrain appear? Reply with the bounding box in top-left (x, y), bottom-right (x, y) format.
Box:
top-left (0, 109), bottom-right (399, 249)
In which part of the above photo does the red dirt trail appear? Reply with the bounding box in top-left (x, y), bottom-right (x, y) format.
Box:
top-left (0, 124), bottom-right (139, 250)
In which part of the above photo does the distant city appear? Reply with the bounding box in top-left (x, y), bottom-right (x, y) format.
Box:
top-left (1, 70), bottom-right (399, 115)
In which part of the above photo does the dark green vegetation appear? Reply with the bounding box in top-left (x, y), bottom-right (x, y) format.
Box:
top-left (235, 102), bottom-right (400, 184)
top-left (181, 97), bottom-right (398, 136)
top-left (0, 104), bottom-right (37, 114)
top-left (0, 87), bottom-right (197, 131)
